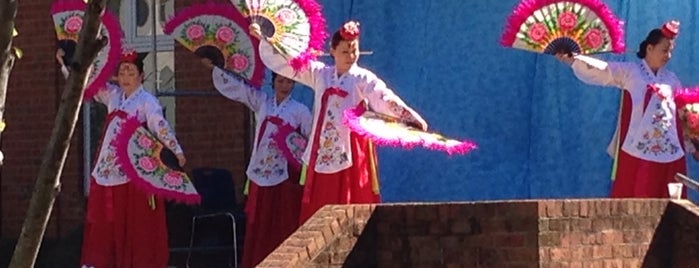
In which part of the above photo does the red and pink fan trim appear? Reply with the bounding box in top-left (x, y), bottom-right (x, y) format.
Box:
top-left (675, 87), bottom-right (699, 107)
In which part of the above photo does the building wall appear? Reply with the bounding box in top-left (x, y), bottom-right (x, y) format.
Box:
top-left (0, 0), bottom-right (252, 240)
top-left (0, 0), bottom-right (84, 239)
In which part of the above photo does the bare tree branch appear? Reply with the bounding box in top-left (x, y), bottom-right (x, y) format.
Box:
top-left (9, 0), bottom-right (109, 267)
top-left (0, 0), bottom-right (18, 164)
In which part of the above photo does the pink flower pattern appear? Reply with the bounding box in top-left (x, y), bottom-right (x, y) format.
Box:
top-left (528, 23), bottom-right (548, 42)
top-left (584, 29), bottom-right (603, 49)
top-left (137, 135), bottom-right (154, 149)
top-left (163, 171), bottom-right (184, 187)
top-left (275, 8), bottom-right (297, 26)
top-left (680, 106), bottom-right (699, 138)
top-left (138, 156), bottom-right (158, 172)
top-left (557, 12), bottom-right (578, 31)
top-left (186, 24), bottom-right (205, 41)
top-left (215, 26), bottom-right (236, 44)
top-left (64, 16), bottom-right (83, 34)
top-left (228, 54), bottom-right (249, 73)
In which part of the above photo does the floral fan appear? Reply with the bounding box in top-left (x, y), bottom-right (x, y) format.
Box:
top-left (163, 2), bottom-right (264, 86)
top-left (500, 0), bottom-right (625, 55)
top-left (343, 104), bottom-right (477, 155)
top-left (50, 0), bottom-right (123, 99)
top-left (230, 0), bottom-right (327, 70)
top-left (674, 88), bottom-right (699, 140)
top-left (272, 123), bottom-right (307, 170)
top-left (110, 111), bottom-right (200, 204)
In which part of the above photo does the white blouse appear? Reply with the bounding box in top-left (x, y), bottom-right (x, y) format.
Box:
top-left (259, 41), bottom-right (427, 173)
top-left (212, 67), bottom-right (312, 186)
top-left (572, 55), bottom-right (691, 163)
top-left (91, 85), bottom-right (184, 186)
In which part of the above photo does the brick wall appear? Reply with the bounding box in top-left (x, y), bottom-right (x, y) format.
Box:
top-left (537, 199), bottom-right (667, 267)
top-left (1, 0), bottom-right (84, 239)
top-left (260, 199), bottom-right (699, 268)
top-left (173, 0), bottom-right (251, 205)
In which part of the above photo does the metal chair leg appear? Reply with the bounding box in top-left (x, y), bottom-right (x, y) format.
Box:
top-left (225, 213), bottom-right (238, 268)
top-left (185, 213), bottom-right (239, 268)
top-left (186, 216), bottom-right (198, 268)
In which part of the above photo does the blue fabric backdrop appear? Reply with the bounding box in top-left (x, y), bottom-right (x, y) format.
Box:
top-left (261, 0), bottom-right (699, 202)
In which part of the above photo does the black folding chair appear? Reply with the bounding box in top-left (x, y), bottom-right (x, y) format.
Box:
top-left (186, 167), bottom-right (246, 268)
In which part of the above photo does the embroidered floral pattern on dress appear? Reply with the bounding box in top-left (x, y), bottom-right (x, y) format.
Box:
top-left (316, 100), bottom-right (349, 167)
top-left (630, 63), bottom-right (682, 157)
top-left (251, 138), bottom-right (285, 179)
top-left (635, 103), bottom-right (680, 156)
top-left (93, 118), bottom-right (126, 183)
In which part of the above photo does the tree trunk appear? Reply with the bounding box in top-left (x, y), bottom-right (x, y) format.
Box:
top-left (8, 0), bottom-right (108, 267)
top-left (0, 0), bottom-right (17, 166)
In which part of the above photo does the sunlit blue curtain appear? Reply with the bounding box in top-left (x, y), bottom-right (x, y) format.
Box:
top-left (264, 0), bottom-right (699, 202)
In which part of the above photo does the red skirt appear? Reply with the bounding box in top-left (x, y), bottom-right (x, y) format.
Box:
top-left (299, 132), bottom-right (381, 224)
top-left (611, 91), bottom-right (688, 198)
top-left (80, 179), bottom-right (169, 268)
top-left (612, 150), bottom-right (687, 197)
top-left (241, 169), bottom-right (303, 268)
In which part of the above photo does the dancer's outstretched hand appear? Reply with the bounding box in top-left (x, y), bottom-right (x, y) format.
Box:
top-left (249, 23), bottom-right (262, 40)
top-left (554, 52), bottom-right (574, 66)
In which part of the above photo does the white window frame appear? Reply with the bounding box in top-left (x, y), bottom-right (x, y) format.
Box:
top-left (119, 0), bottom-right (174, 53)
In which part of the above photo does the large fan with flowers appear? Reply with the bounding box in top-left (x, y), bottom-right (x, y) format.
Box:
top-left (50, 0), bottom-right (123, 99)
top-left (343, 104), bottom-right (477, 155)
top-left (272, 122), bottom-right (307, 170)
top-left (500, 0), bottom-right (625, 55)
top-left (230, 0), bottom-right (327, 70)
top-left (110, 111), bottom-right (200, 204)
top-left (674, 87), bottom-right (699, 140)
top-left (163, 2), bottom-right (264, 86)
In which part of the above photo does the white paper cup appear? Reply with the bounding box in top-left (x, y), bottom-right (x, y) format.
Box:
top-left (667, 182), bottom-right (683, 200)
